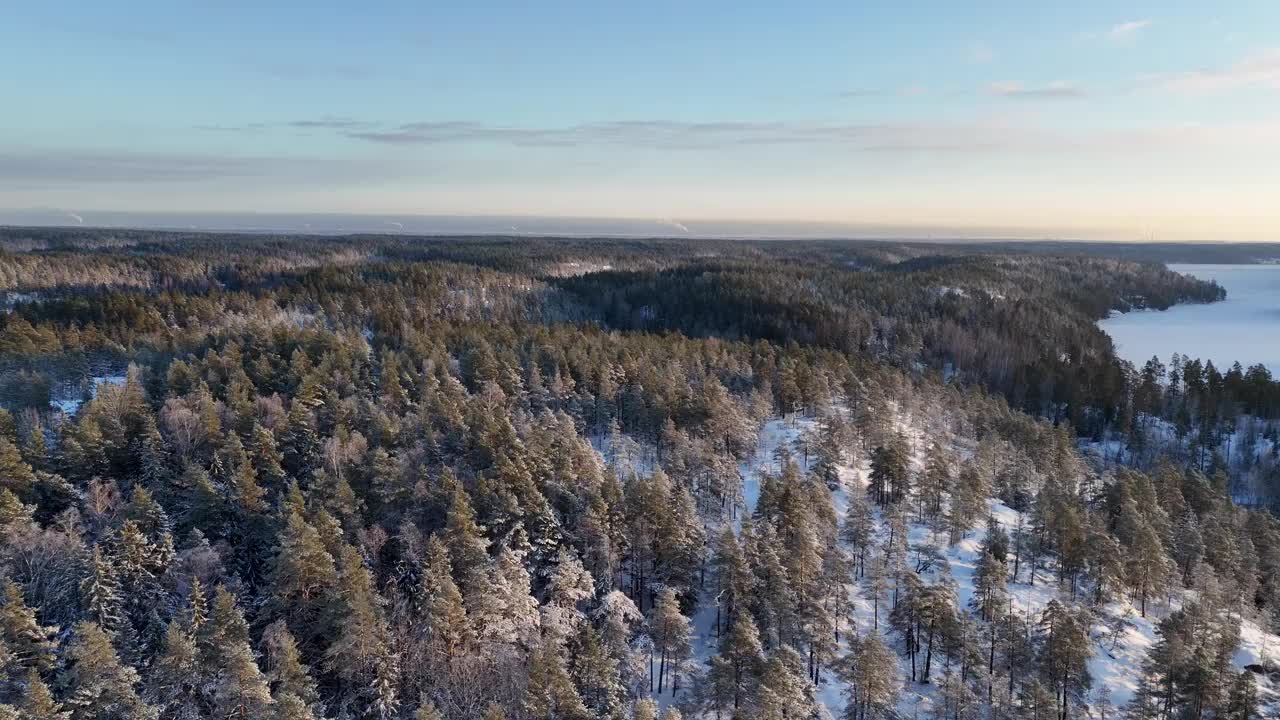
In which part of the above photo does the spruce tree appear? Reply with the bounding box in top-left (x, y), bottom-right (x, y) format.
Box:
top-left (79, 547), bottom-right (126, 641)
top-left (419, 535), bottom-right (470, 660)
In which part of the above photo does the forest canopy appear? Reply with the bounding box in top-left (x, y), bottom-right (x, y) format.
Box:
top-left (0, 227), bottom-right (1274, 720)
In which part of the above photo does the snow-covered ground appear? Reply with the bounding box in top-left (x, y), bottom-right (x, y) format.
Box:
top-left (657, 415), bottom-right (815, 711)
top-left (635, 408), bottom-right (1280, 717)
top-left (49, 373), bottom-right (126, 416)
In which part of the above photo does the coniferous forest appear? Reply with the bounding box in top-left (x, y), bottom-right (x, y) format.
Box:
top-left (1, 227), bottom-right (1278, 720)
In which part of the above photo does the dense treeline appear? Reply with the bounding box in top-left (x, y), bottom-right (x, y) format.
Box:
top-left (0, 229), bottom-right (1276, 720)
top-left (558, 255), bottom-right (1224, 432)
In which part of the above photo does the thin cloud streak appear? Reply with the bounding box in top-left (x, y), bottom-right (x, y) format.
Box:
top-left (1107, 19), bottom-right (1152, 42)
top-left (0, 150), bottom-right (367, 185)
top-left (197, 117), bottom-right (377, 133)
top-left (1078, 19), bottom-right (1152, 45)
top-left (985, 81), bottom-right (1085, 99)
top-left (1152, 48), bottom-right (1280, 93)
top-left (341, 117), bottom-right (1280, 155)
top-left (968, 43), bottom-right (995, 63)
top-left (345, 120), bottom-right (1038, 151)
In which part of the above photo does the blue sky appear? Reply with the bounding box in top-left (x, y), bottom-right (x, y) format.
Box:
top-left (2, 1), bottom-right (1279, 239)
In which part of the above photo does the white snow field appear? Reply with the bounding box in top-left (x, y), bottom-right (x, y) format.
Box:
top-left (638, 410), bottom-right (1280, 718)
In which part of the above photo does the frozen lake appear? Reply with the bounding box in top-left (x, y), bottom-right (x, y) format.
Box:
top-left (1100, 264), bottom-right (1280, 376)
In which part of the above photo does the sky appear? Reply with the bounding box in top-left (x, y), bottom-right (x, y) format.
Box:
top-left (2, 1), bottom-right (1279, 240)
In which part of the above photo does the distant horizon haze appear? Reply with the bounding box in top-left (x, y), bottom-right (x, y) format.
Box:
top-left (0, 208), bottom-right (1275, 244)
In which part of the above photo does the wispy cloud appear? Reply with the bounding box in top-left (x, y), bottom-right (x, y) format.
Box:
top-left (0, 150), bottom-right (344, 185)
top-left (338, 117), bottom-right (1280, 155)
top-left (836, 89), bottom-right (885, 99)
top-left (195, 122), bottom-right (272, 133)
top-left (1151, 48), bottom-right (1280, 93)
top-left (1081, 19), bottom-right (1152, 45)
top-left (985, 81), bottom-right (1085, 99)
top-left (196, 117), bottom-right (376, 133)
top-left (286, 117), bottom-right (376, 130)
top-left (968, 43), bottom-right (994, 64)
top-left (345, 119), bottom-right (1033, 151)
top-left (1107, 19), bottom-right (1152, 42)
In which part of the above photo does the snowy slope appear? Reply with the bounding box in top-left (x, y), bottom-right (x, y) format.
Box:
top-left (653, 411), bottom-right (1280, 717)
top-left (655, 415), bottom-right (816, 710)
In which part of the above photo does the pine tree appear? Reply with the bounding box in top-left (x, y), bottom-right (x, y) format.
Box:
top-left (111, 521), bottom-right (167, 655)
top-left (210, 639), bottom-right (273, 720)
top-left (248, 423), bottom-right (286, 491)
top-left (184, 578), bottom-right (208, 639)
top-left (841, 493), bottom-right (876, 578)
top-left (271, 693), bottom-right (316, 720)
top-left (918, 442), bottom-right (952, 524)
top-left (0, 580), bottom-right (57, 677)
top-left (0, 439), bottom-right (36, 501)
top-left (1171, 511), bottom-right (1205, 584)
top-left (1037, 600), bottom-right (1091, 720)
top-left (442, 476), bottom-right (490, 593)
top-left (0, 490), bottom-right (32, 540)
top-left (868, 435), bottom-right (910, 506)
top-left (368, 447), bottom-right (409, 512)
top-left (474, 546), bottom-right (540, 650)
top-left (756, 646), bottom-right (818, 720)
top-left (632, 698), bottom-right (658, 720)
top-left (543, 548), bottom-right (596, 645)
top-left (1086, 528), bottom-right (1126, 606)
top-left (19, 668), bottom-right (68, 720)
top-left (203, 586), bottom-right (251, 660)
top-left (280, 402), bottom-right (321, 482)
top-left (266, 510), bottom-right (338, 650)
top-left (79, 547), bottom-right (126, 640)
top-left (419, 535), bottom-right (470, 660)
top-left (325, 545), bottom-right (396, 714)
top-left (1130, 598), bottom-right (1240, 720)
top-left (1123, 513), bottom-right (1172, 617)
top-left (650, 587), bottom-right (691, 696)
top-left (124, 486), bottom-right (172, 539)
top-left (948, 464), bottom-right (987, 545)
top-left (971, 550), bottom-right (1007, 623)
top-left (706, 612), bottom-right (764, 714)
top-left (144, 622), bottom-right (202, 720)
top-left (261, 621), bottom-right (319, 711)
top-left (523, 642), bottom-right (589, 720)
top-left (413, 699), bottom-right (443, 720)
top-left (59, 622), bottom-right (156, 720)
top-left (1225, 671), bottom-right (1258, 720)
top-left (568, 624), bottom-right (620, 716)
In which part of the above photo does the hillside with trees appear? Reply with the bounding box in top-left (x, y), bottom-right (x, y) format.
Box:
top-left (0, 228), bottom-right (1276, 720)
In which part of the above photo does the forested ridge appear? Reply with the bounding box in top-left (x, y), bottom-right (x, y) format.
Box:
top-left (0, 228), bottom-right (1276, 720)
